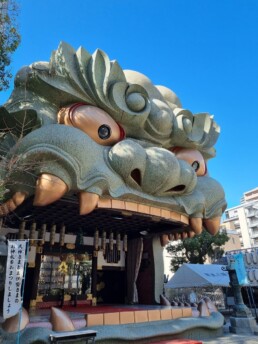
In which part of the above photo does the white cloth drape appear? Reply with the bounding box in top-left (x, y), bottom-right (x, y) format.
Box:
top-left (126, 238), bottom-right (143, 304)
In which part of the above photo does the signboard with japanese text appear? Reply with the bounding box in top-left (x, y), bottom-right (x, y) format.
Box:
top-left (3, 240), bottom-right (28, 319)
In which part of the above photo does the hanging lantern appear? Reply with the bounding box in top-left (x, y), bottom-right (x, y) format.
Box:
top-left (93, 229), bottom-right (99, 251)
top-left (101, 230), bottom-right (106, 252)
top-left (38, 224), bottom-right (47, 246)
top-left (59, 224), bottom-right (65, 246)
top-left (29, 222), bottom-right (37, 246)
top-left (50, 224), bottom-right (56, 246)
top-left (18, 221), bottom-right (26, 240)
top-left (116, 233), bottom-right (121, 251)
top-left (109, 232), bottom-right (114, 251)
top-left (123, 234), bottom-right (127, 252)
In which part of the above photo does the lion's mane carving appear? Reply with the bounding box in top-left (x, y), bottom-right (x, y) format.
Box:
top-left (0, 42), bottom-right (226, 237)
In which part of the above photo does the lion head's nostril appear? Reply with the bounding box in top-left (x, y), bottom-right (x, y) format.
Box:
top-left (166, 185), bottom-right (186, 193)
top-left (131, 169), bottom-right (142, 186)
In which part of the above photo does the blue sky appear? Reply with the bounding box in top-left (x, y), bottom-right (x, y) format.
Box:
top-left (1, 0), bottom-right (258, 209)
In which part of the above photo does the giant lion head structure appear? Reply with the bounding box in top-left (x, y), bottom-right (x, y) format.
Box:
top-left (0, 41), bottom-right (226, 239)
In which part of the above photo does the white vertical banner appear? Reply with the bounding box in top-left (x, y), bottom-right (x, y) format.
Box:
top-left (3, 240), bottom-right (28, 319)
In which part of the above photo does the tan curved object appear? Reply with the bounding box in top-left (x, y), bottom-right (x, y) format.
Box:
top-left (58, 104), bottom-right (123, 146)
top-left (160, 294), bottom-right (171, 306)
top-left (33, 173), bottom-right (68, 206)
top-left (79, 191), bottom-right (99, 215)
top-left (203, 297), bottom-right (218, 312)
top-left (189, 217), bottom-right (203, 235)
top-left (2, 308), bottom-right (29, 333)
top-left (171, 148), bottom-right (206, 176)
top-left (203, 217), bottom-right (221, 235)
top-left (160, 234), bottom-right (170, 246)
top-left (174, 232), bottom-right (180, 241)
top-left (181, 232), bottom-right (188, 240)
top-left (50, 307), bottom-right (75, 331)
top-left (0, 191), bottom-right (27, 216)
top-left (197, 300), bottom-right (210, 317)
top-left (187, 230), bottom-right (195, 238)
top-left (168, 233), bottom-right (175, 241)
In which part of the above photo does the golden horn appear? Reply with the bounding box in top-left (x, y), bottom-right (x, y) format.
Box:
top-left (33, 173), bottom-right (68, 206)
top-left (174, 232), bottom-right (180, 241)
top-left (203, 216), bottom-right (221, 235)
top-left (79, 191), bottom-right (99, 215)
top-left (189, 217), bottom-right (203, 235)
top-left (160, 234), bottom-right (169, 246)
top-left (181, 232), bottom-right (188, 240)
top-left (168, 233), bottom-right (174, 241)
top-left (0, 191), bottom-right (27, 215)
top-left (187, 230), bottom-right (195, 238)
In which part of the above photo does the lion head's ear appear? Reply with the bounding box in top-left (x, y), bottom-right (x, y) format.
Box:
top-left (0, 106), bottom-right (39, 136)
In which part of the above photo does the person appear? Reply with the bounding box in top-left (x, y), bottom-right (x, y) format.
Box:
top-left (189, 290), bottom-right (197, 303)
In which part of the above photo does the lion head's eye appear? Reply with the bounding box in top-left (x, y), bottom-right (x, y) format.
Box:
top-left (98, 125), bottom-right (111, 140)
top-left (58, 104), bottom-right (125, 146)
top-left (191, 161), bottom-right (200, 172)
top-left (169, 147), bottom-right (206, 176)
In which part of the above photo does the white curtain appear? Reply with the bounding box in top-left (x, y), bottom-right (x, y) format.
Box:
top-left (126, 238), bottom-right (143, 304)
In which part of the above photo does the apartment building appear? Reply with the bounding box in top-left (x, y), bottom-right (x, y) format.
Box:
top-left (222, 187), bottom-right (258, 249)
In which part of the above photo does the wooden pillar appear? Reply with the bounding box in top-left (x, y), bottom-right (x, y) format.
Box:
top-left (91, 250), bottom-right (98, 303)
top-left (29, 247), bottom-right (42, 309)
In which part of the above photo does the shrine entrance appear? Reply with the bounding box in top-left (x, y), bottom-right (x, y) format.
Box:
top-left (2, 195), bottom-right (189, 310)
top-left (96, 269), bottom-right (126, 304)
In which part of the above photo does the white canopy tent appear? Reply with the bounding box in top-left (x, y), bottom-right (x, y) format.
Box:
top-left (165, 263), bottom-right (230, 289)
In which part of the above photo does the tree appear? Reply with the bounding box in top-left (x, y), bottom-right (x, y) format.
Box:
top-left (0, 0), bottom-right (21, 91)
top-left (166, 230), bottom-right (229, 272)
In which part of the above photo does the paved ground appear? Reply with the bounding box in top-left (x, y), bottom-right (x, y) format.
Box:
top-left (202, 322), bottom-right (258, 344)
top-left (203, 333), bottom-right (258, 344)
top-left (154, 337), bottom-right (257, 344)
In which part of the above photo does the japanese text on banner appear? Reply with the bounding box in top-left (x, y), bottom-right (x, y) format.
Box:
top-left (3, 240), bottom-right (28, 319)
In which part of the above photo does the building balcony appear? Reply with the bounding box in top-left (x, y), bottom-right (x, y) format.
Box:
top-left (246, 213), bottom-right (254, 218)
top-left (249, 220), bottom-right (258, 228)
top-left (246, 211), bottom-right (257, 217)
top-left (225, 213), bottom-right (238, 220)
top-left (251, 232), bottom-right (258, 239)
